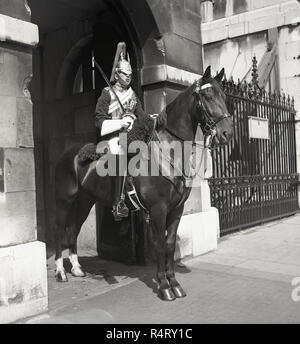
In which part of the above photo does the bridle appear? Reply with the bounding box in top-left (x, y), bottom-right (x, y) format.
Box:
top-left (163, 80), bottom-right (231, 149)
top-left (194, 80), bottom-right (231, 149)
top-left (150, 79), bottom-right (232, 187)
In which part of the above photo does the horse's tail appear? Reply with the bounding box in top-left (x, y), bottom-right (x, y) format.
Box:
top-left (54, 144), bottom-right (84, 247)
top-left (54, 144), bottom-right (83, 200)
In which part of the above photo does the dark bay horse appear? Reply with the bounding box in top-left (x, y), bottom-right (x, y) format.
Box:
top-left (54, 66), bottom-right (233, 301)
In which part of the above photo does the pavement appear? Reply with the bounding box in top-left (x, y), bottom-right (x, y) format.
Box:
top-left (19, 213), bottom-right (300, 324)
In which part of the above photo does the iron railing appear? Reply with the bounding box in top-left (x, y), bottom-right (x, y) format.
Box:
top-left (209, 58), bottom-right (299, 235)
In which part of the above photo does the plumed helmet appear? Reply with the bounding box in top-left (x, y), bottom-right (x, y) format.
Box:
top-left (110, 42), bottom-right (132, 82)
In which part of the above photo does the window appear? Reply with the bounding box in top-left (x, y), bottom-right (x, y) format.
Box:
top-left (72, 49), bottom-right (96, 94)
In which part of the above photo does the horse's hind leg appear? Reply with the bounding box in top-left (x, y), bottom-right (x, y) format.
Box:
top-left (55, 199), bottom-right (74, 282)
top-left (67, 192), bottom-right (95, 278)
top-left (165, 206), bottom-right (187, 298)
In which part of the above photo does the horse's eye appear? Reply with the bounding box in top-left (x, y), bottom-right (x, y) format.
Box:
top-left (204, 92), bottom-right (213, 100)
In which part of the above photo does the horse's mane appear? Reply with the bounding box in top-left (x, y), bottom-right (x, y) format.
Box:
top-left (165, 81), bottom-right (196, 122)
top-left (165, 81), bottom-right (197, 117)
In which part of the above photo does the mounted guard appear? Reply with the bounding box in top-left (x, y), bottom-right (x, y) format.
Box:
top-left (54, 62), bottom-right (234, 300)
top-left (94, 42), bottom-right (157, 221)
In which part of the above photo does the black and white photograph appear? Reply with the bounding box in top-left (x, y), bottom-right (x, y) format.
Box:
top-left (0, 0), bottom-right (300, 328)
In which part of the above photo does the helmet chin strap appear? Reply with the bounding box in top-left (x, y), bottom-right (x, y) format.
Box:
top-left (115, 71), bottom-right (131, 89)
top-left (115, 77), bottom-right (130, 90)
top-left (115, 81), bottom-right (127, 90)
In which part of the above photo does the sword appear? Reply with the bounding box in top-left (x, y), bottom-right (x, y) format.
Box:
top-left (93, 57), bottom-right (126, 115)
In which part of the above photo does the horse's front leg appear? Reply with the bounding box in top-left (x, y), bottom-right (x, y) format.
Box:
top-left (165, 205), bottom-right (187, 298)
top-left (150, 204), bottom-right (176, 302)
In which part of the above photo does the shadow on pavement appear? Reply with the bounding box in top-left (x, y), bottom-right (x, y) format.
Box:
top-left (62, 255), bottom-right (192, 298)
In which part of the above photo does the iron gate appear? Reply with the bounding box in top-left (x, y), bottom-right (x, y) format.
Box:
top-left (208, 70), bottom-right (299, 235)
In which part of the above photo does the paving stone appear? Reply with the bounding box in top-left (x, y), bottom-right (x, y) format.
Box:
top-left (20, 215), bottom-right (300, 324)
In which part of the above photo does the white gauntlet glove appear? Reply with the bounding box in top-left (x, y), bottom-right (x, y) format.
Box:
top-left (122, 113), bottom-right (136, 132)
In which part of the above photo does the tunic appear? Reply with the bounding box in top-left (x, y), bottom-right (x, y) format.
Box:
top-left (95, 86), bottom-right (145, 154)
top-left (95, 86), bottom-right (145, 139)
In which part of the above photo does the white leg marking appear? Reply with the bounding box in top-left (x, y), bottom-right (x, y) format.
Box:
top-left (55, 257), bottom-right (68, 282)
top-left (55, 257), bottom-right (64, 271)
top-left (69, 254), bottom-right (81, 268)
top-left (69, 254), bottom-right (86, 277)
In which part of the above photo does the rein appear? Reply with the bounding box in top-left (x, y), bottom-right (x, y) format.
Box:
top-left (152, 82), bottom-right (232, 184)
top-left (154, 128), bottom-right (205, 187)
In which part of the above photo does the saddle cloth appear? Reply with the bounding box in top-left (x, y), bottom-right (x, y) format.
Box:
top-left (78, 115), bottom-right (155, 165)
top-left (77, 143), bottom-right (101, 165)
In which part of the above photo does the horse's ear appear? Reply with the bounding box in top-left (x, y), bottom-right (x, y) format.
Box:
top-left (215, 68), bottom-right (225, 83)
top-left (203, 66), bottom-right (211, 80)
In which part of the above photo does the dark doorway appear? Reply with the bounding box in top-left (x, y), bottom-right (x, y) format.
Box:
top-left (29, 0), bottom-right (143, 259)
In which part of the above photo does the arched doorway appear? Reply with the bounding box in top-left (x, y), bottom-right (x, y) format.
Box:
top-left (29, 0), bottom-right (160, 257)
top-left (29, 0), bottom-right (204, 262)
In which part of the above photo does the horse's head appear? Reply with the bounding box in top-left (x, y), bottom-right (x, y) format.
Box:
top-left (192, 66), bottom-right (233, 147)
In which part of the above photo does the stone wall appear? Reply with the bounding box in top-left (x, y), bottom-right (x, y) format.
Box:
top-left (143, 0), bottom-right (203, 113)
top-left (204, 32), bottom-right (268, 79)
top-left (0, 0), bottom-right (48, 324)
top-left (202, 0), bottom-right (300, 44)
top-left (203, 0), bottom-right (291, 23)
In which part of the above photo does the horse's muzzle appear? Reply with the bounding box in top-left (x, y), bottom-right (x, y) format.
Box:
top-left (214, 117), bottom-right (233, 146)
top-left (213, 130), bottom-right (233, 147)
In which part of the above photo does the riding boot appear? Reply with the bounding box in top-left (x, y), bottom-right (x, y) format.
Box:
top-left (112, 166), bottom-right (129, 222)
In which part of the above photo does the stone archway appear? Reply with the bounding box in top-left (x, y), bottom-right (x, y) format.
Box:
top-left (30, 0), bottom-right (206, 257)
top-left (29, 0), bottom-right (164, 254)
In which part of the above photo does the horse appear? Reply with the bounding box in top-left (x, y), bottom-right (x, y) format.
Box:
top-left (54, 66), bottom-right (234, 301)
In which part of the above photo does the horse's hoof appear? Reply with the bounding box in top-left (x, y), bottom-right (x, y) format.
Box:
top-left (172, 285), bottom-right (187, 298)
top-left (158, 288), bottom-right (176, 301)
top-left (71, 267), bottom-right (86, 278)
top-left (55, 272), bottom-right (68, 283)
